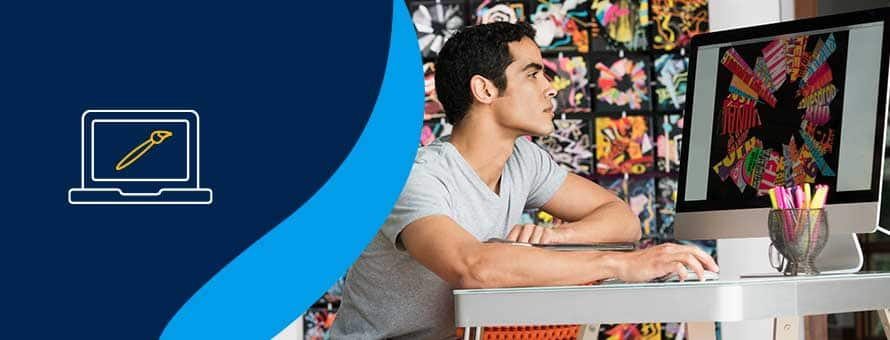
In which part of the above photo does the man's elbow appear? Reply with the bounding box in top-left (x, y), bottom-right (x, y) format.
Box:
top-left (627, 221), bottom-right (642, 241)
top-left (623, 209), bottom-right (642, 241)
top-left (611, 200), bottom-right (641, 242)
top-left (454, 251), bottom-right (500, 289)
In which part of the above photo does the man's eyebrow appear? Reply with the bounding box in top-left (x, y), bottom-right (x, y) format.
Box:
top-left (521, 63), bottom-right (544, 72)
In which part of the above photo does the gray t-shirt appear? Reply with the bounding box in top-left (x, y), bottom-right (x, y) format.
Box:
top-left (329, 137), bottom-right (567, 339)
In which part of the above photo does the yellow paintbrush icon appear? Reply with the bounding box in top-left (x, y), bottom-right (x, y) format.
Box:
top-left (115, 130), bottom-right (173, 171)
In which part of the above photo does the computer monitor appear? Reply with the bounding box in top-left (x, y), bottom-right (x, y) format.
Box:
top-left (676, 8), bottom-right (890, 240)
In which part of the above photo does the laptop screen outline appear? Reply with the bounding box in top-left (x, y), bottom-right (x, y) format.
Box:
top-left (90, 119), bottom-right (191, 183)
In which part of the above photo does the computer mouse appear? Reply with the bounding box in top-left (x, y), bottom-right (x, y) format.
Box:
top-left (655, 270), bottom-right (720, 282)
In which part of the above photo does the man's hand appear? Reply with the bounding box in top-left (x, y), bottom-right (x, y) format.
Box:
top-left (614, 243), bottom-right (719, 282)
top-left (506, 224), bottom-right (567, 244)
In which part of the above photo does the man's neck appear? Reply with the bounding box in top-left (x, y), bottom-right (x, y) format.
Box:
top-left (448, 114), bottom-right (519, 194)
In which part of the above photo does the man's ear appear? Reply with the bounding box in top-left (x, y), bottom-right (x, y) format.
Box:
top-left (469, 75), bottom-right (499, 104)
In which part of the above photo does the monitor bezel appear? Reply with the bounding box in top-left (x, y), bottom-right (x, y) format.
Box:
top-left (677, 7), bottom-right (890, 213)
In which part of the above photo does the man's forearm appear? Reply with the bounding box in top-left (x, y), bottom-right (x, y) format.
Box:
top-left (554, 201), bottom-right (641, 243)
top-left (458, 243), bottom-right (625, 289)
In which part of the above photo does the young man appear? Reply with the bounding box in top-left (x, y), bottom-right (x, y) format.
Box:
top-left (330, 22), bottom-right (718, 339)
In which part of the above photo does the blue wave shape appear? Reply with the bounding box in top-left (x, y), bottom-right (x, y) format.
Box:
top-left (160, 1), bottom-right (422, 338)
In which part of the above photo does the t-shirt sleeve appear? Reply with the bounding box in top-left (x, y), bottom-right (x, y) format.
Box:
top-left (380, 165), bottom-right (452, 251)
top-left (519, 137), bottom-right (568, 210)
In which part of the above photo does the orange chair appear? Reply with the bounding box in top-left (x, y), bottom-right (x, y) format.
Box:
top-left (456, 325), bottom-right (581, 339)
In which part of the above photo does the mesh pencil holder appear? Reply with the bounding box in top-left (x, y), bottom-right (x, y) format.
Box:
top-left (767, 208), bottom-right (829, 275)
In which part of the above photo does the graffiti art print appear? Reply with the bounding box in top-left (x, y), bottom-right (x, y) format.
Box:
top-left (656, 114), bottom-right (683, 173)
top-left (707, 31), bottom-right (847, 200)
top-left (653, 53), bottom-right (689, 111)
top-left (599, 176), bottom-right (656, 236)
top-left (530, 0), bottom-right (591, 53)
top-left (410, 1), bottom-right (468, 59)
top-left (536, 116), bottom-right (594, 175)
top-left (590, 0), bottom-right (650, 51)
top-left (650, 0), bottom-right (709, 51)
top-left (472, 0), bottom-right (528, 24)
top-left (304, 307), bottom-right (337, 340)
top-left (599, 322), bottom-right (671, 340)
top-left (544, 52), bottom-right (591, 113)
top-left (595, 116), bottom-right (654, 175)
top-left (423, 62), bottom-right (445, 121)
top-left (655, 177), bottom-right (677, 235)
top-left (592, 53), bottom-right (652, 113)
top-left (588, 17), bottom-right (613, 51)
top-left (420, 119), bottom-right (453, 146)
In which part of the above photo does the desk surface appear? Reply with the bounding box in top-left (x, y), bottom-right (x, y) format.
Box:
top-left (453, 272), bottom-right (890, 326)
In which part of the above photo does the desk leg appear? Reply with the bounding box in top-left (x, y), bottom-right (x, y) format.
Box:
top-left (878, 309), bottom-right (890, 340)
top-left (686, 322), bottom-right (716, 340)
top-left (804, 315), bottom-right (827, 340)
top-left (773, 316), bottom-right (800, 340)
top-left (460, 326), bottom-right (484, 340)
top-left (576, 324), bottom-right (599, 340)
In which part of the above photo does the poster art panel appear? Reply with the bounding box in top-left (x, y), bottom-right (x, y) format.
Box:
top-left (599, 176), bottom-right (656, 236)
top-left (420, 119), bottom-right (453, 146)
top-left (650, 0), bottom-right (709, 51)
top-left (653, 53), bottom-right (689, 112)
top-left (409, 0), bottom-right (468, 59)
top-left (472, 0), bottom-right (529, 24)
top-left (656, 114), bottom-right (683, 173)
top-left (595, 115), bottom-right (654, 175)
top-left (304, 306), bottom-right (337, 340)
top-left (536, 116), bottom-right (594, 175)
top-left (592, 53), bottom-right (652, 113)
top-left (655, 176), bottom-right (677, 236)
top-left (423, 62), bottom-right (445, 121)
top-left (530, 0), bottom-right (591, 53)
top-left (590, 0), bottom-right (650, 51)
top-left (598, 322), bottom-right (688, 340)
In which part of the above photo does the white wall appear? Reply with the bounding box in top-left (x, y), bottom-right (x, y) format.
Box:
top-left (709, 0), bottom-right (794, 31)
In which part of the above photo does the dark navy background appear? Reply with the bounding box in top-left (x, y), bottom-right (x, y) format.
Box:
top-left (0, 1), bottom-right (392, 338)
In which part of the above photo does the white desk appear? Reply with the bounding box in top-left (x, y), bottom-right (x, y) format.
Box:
top-left (454, 272), bottom-right (890, 340)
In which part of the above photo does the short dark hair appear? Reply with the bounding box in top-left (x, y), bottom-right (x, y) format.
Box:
top-left (434, 22), bottom-right (537, 126)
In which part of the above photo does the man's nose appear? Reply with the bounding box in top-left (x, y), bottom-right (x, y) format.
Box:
top-left (544, 81), bottom-right (557, 98)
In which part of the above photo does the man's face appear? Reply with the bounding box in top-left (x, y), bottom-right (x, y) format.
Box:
top-left (490, 37), bottom-right (558, 136)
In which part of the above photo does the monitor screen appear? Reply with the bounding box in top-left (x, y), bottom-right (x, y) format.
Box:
top-left (680, 21), bottom-right (887, 211)
top-left (91, 119), bottom-right (190, 182)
